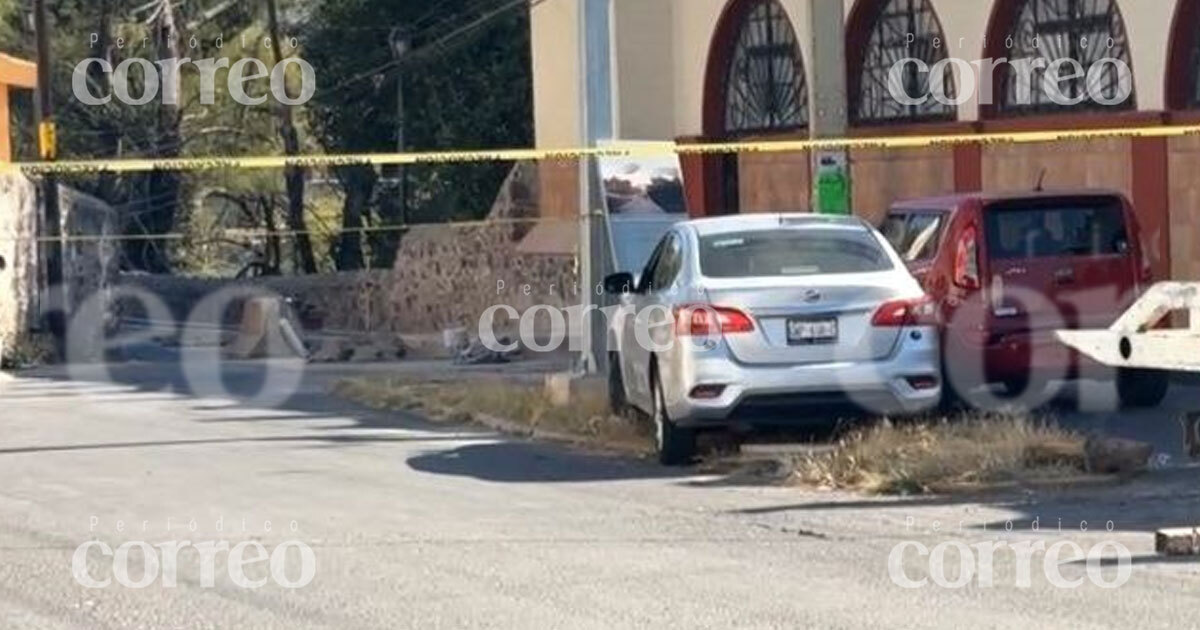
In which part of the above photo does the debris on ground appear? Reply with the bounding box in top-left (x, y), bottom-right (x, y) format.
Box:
top-left (1084, 436), bottom-right (1154, 475)
top-left (309, 334), bottom-right (407, 363)
top-left (453, 336), bottom-right (521, 365)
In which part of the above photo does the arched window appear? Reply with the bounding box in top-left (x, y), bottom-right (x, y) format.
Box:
top-left (849, 0), bottom-right (956, 124)
top-left (987, 0), bottom-right (1135, 116)
top-left (723, 0), bottom-right (808, 134)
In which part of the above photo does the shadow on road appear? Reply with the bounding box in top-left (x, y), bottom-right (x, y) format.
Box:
top-left (0, 432), bottom-right (467, 456)
top-left (7, 359), bottom-right (685, 485)
top-left (406, 441), bottom-right (676, 484)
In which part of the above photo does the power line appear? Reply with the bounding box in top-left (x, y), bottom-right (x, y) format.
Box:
top-left (328, 0), bottom-right (542, 93)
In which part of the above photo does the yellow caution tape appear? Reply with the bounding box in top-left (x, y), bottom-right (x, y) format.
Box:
top-left (5, 123), bottom-right (1199, 175)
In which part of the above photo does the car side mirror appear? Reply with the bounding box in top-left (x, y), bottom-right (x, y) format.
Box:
top-left (603, 272), bottom-right (636, 295)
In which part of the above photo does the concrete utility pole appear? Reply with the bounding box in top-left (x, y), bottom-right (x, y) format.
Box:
top-left (33, 0), bottom-right (66, 351)
top-left (806, 0), bottom-right (851, 215)
top-left (576, 0), bottom-right (614, 375)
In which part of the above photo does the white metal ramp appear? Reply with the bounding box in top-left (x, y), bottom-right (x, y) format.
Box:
top-left (1056, 283), bottom-right (1200, 373)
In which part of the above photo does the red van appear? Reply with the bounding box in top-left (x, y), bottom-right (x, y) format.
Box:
top-left (881, 190), bottom-right (1169, 408)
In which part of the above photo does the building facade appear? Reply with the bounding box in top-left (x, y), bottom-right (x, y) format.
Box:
top-left (530, 0), bottom-right (1200, 281)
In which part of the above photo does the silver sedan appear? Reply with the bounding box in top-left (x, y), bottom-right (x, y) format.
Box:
top-left (604, 214), bottom-right (942, 465)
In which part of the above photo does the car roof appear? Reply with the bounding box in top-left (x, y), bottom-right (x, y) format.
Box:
top-left (682, 213), bottom-right (870, 237)
top-left (889, 188), bottom-right (1129, 212)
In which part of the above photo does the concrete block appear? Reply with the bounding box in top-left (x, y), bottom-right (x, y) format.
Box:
top-left (543, 373), bottom-right (606, 408)
top-left (1156, 527), bottom-right (1200, 556)
top-left (544, 373), bottom-right (572, 407)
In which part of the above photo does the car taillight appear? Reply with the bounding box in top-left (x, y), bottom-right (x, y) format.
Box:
top-left (953, 225), bottom-right (981, 290)
top-left (674, 305), bottom-right (755, 336)
top-left (871, 296), bottom-right (940, 327)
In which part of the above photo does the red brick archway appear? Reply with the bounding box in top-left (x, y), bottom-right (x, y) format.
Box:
top-left (680, 0), bottom-right (808, 218)
top-left (693, 0), bottom-right (780, 219)
top-left (1166, 0), bottom-right (1200, 110)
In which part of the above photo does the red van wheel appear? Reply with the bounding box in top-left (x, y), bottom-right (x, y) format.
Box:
top-left (1117, 369), bottom-right (1170, 409)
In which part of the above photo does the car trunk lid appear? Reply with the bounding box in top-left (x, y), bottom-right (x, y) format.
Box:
top-left (703, 274), bottom-right (915, 366)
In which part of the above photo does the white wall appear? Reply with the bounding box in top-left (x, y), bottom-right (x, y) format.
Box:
top-left (531, 0), bottom-right (582, 147)
top-left (1120, 0), bottom-right (1174, 112)
top-left (670, 0), bottom-right (726, 137)
top-left (612, 0), bottom-right (677, 140)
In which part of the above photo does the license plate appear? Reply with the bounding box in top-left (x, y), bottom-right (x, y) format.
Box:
top-left (787, 318), bottom-right (838, 345)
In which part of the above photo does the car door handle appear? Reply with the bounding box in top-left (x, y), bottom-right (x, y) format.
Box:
top-left (1054, 268), bottom-right (1075, 285)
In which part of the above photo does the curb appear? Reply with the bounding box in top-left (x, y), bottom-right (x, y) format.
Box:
top-left (467, 410), bottom-right (648, 456)
top-left (926, 474), bottom-right (1123, 495)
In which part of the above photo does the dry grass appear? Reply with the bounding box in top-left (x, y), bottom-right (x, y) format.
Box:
top-left (792, 412), bottom-right (1087, 495)
top-left (334, 378), bottom-right (1092, 493)
top-left (332, 377), bottom-right (650, 451)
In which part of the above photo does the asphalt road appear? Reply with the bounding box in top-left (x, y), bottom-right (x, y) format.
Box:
top-left (0, 360), bottom-right (1197, 629)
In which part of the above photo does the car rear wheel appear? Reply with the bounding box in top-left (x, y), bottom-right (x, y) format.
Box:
top-left (1117, 368), bottom-right (1170, 409)
top-left (651, 371), bottom-right (695, 467)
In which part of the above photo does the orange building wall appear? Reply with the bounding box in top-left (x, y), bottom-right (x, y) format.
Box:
top-left (1168, 134), bottom-right (1200, 283)
top-left (536, 159), bottom-right (581, 221)
top-left (850, 146), bottom-right (955, 225)
top-left (737, 150), bottom-right (811, 213)
top-left (981, 138), bottom-right (1133, 195)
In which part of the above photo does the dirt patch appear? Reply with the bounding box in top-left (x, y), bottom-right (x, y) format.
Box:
top-left (791, 412), bottom-right (1092, 495)
top-left (332, 377), bottom-right (651, 453)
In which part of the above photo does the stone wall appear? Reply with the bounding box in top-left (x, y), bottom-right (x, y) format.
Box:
top-left (0, 175), bottom-right (39, 353)
top-left (116, 159), bottom-right (578, 343)
top-left (392, 222), bottom-right (576, 334)
top-left (120, 223), bottom-right (577, 338)
top-left (118, 162), bottom-right (577, 338)
top-left (0, 176), bottom-right (117, 357)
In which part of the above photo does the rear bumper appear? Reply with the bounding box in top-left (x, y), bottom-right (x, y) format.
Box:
top-left (661, 326), bottom-right (942, 427)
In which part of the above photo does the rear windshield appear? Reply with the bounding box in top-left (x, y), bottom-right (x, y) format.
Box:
top-left (984, 199), bottom-right (1129, 260)
top-left (881, 212), bottom-right (945, 262)
top-left (699, 228), bottom-right (893, 278)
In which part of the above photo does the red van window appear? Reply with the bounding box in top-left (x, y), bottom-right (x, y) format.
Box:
top-left (984, 201), bottom-right (1128, 260)
top-left (881, 212), bottom-right (945, 262)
